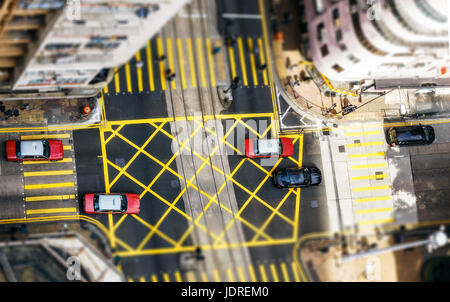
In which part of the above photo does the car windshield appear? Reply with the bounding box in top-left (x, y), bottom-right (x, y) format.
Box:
top-left (396, 127), bottom-right (425, 143)
top-left (42, 140), bottom-right (50, 158)
top-left (282, 169), bottom-right (310, 185)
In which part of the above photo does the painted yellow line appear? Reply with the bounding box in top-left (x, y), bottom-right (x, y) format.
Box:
top-left (26, 194), bottom-right (76, 202)
top-left (237, 267), bottom-right (246, 282)
top-left (280, 262), bottom-right (290, 282)
top-left (135, 51), bottom-right (143, 92)
top-left (103, 83), bottom-right (109, 94)
top-left (163, 273), bottom-right (170, 282)
top-left (176, 38), bottom-right (187, 89)
top-left (237, 37), bottom-right (248, 86)
top-left (352, 174), bottom-right (388, 181)
top-left (247, 37), bottom-right (258, 86)
top-left (24, 182), bottom-right (74, 190)
top-left (196, 37), bottom-right (207, 87)
top-left (270, 264), bottom-right (279, 282)
top-left (228, 44), bottom-right (237, 80)
top-left (186, 38), bottom-right (197, 87)
top-left (291, 262), bottom-right (300, 282)
top-left (202, 273), bottom-right (208, 282)
top-left (125, 62), bottom-right (132, 92)
top-left (175, 271), bottom-right (182, 282)
top-left (355, 196), bottom-right (392, 203)
top-left (139, 276), bottom-right (146, 282)
top-left (259, 264), bottom-right (268, 282)
top-left (128, 277), bottom-right (134, 282)
top-left (146, 41), bottom-right (155, 91)
top-left (24, 170), bottom-right (74, 177)
top-left (321, 73), bottom-right (358, 97)
top-left (346, 141), bottom-right (383, 148)
top-left (356, 207), bottom-right (393, 215)
top-left (167, 37), bottom-right (176, 90)
top-left (157, 36), bottom-right (166, 91)
top-left (349, 152), bottom-right (385, 159)
top-left (214, 269), bottom-right (221, 282)
top-left (151, 275), bottom-right (158, 282)
top-left (63, 145), bottom-right (71, 150)
top-left (353, 185), bottom-right (390, 192)
top-left (345, 130), bottom-right (381, 137)
top-left (358, 217), bottom-right (395, 226)
top-left (21, 133), bottom-right (70, 140)
top-left (257, 38), bottom-right (268, 86)
top-left (114, 67), bottom-right (120, 93)
top-left (350, 163), bottom-right (387, 170)
top-left (26, 208), bottom-right (77, 215)
top-left (227, 269), bottom-right (235, 282)
top-left (205, 38), bottom-right (216, 87)
top-left (22, 158), bottom-right (73, 165)
top-left (248, 265), bottom-right (257, 282)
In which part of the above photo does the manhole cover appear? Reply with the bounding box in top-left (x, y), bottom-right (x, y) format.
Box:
top-left (354, 139), bottom-right (360, 144)
top-left (311, 200), bottom-right (319, 208)
top-left (338, 145), bottom-right (345, 153)
top-left (115, 158), bottom-right (125, 168)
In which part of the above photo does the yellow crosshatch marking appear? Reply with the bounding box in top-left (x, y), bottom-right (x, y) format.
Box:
top-left (98, 113), bottom-right (302, 257)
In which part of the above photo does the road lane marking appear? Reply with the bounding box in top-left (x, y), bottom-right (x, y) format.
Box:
top-left (103, 83), bottom-right (109, 94)
top-left (291, 262), bottom-right (300, 282)
top-left (163, 273), bottom-right (170, 282)
top-left (139, 276), bottom-right (146, 282)
top-left (346, 141), bottom-right (383, 148)
top-left (257, 38), bottom-right (268, 85)
top-left (214, 269), bottom-right (221, 281)
top-left (356, 207), bottom-right (393, 215)
top-left (259, 264), bottom-right (268, 282)
top-left (270, 264), bottom-right (279, 282)
top-left (24, 170), bottom-right (74, 177)
top-left (196, 37), bottom-right (207, 88)
top-left (237, 266), bottom-right (246, 282)
top-left (24, 182), bottom-right (74, 190)
top-left (248, 265), bottom-right (257, 282)
top-left (280, 262), bottom-right (290, 282)
top-left (353, 185), bottom-right (390, 192)
top-left (352, 174), bottom-right (388, 181)
top-left (345, 130), bottom-right (381, 137)
top-left (355, 196), bottom-right (392, 203)
top-left (114, 67), bottom-right (120, 93)
top-left (135, 50), bottom-right (143, 92)
top-left (358, 217), bottom-right (395, 226)
top-left (167, 37), bottom-right (176, 90)
top-left (350, 163), bottom-right (387, 170)
top-left (186, 38), bottom-right (197, 87)
top-left (21, 133), bottom-right (70, 140)
top-left (151, 274), bottom-right (158, 282)
top-left (237, 37), bottom-right (248, 86)
top-left (63, 145), bottom-right (71, 150)
top-left (157, 36), bottom-right (166, 91)
top-left (247, 37), bottom-right (258, 86)
top-left (227, 269), bottom-right (235, 282)
top-left (175, 271), bottom-right (182, 282)
top-left (26, 194), bottom-right (76, 202)
top-left (22, 158), bottom-right (73, 165)
top-left (146, 41), bottom-right (155, 91)
top-left (205, 38), bottom-right (216, 87)
top-left (228, 43), bottom-right (237, 79)
top-left (176, 38), bottom-right (187, 89)
top-left (26, 207), bottom-right (77, 215)
top-left (349, 152), bottom-right (385, 159)
top-left (125, 62), bottom-right (132, 92)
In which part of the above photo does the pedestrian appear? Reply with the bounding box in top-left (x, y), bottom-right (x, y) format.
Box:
top-left (294, 80), bottom-right (300, 87)
top-left (225, 36), bottom-right (235, 47)
top-left (135, 60), bottom-right (143, 69)
top-left (231, 76), bottom-right (240, 89)
top-left (212, 46), bottom-right (221, 55)
top-left (252, 44), bottom-right (260, 56)
top-left (258, 63), bottom-right (267, 71)
top-left (166, 69), bottom-right (176, 82)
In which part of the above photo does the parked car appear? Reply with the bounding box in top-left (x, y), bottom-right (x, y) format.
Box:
top-left (244, 138), bottom-right (294, 158)
top-left (83, 193), bottom-right (140, 214)
top-left (385, 124), bottom-right (435, 147)
top-left (6, 139), bottom-right (63, 162)
top-left (273, 167), bottom-right (322, 189)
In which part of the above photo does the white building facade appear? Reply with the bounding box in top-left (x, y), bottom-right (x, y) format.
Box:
top-left (12, 0), bottom-right (189, 91)
top-left (304, 0), bottom-right (450, 84)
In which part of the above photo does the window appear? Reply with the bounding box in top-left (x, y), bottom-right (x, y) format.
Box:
top-left (348, 54), bottom-right (360, 64)
top-left (339, 44), bottom-right (347, 51)
top-left (335, 29), bottom-right (343, 42)
top-left (332, 8), bottom-right (340, 27)
top-left (317, 22), bottom-right (326, 42)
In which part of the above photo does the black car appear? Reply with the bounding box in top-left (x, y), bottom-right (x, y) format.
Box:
top-left (273, 167), bottom-right (322, 189)
top-left (386, 124), bottom-right (435, 146)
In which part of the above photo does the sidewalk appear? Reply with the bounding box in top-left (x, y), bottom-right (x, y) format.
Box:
top-left (0, 97), bottom-right (102, 129)
top-left (270, 0), bottom-right (388, 123)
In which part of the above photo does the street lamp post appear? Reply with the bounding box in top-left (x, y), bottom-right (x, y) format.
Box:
top-left (342, 226), bottom-right (449, 263)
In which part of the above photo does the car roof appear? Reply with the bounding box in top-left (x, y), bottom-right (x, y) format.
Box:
top-left (257, 139), bottom-right (279, 154)
top-left (20, 140), bottom-right (44, 156)
top-left (98, 194), bottom-right (122, 211)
